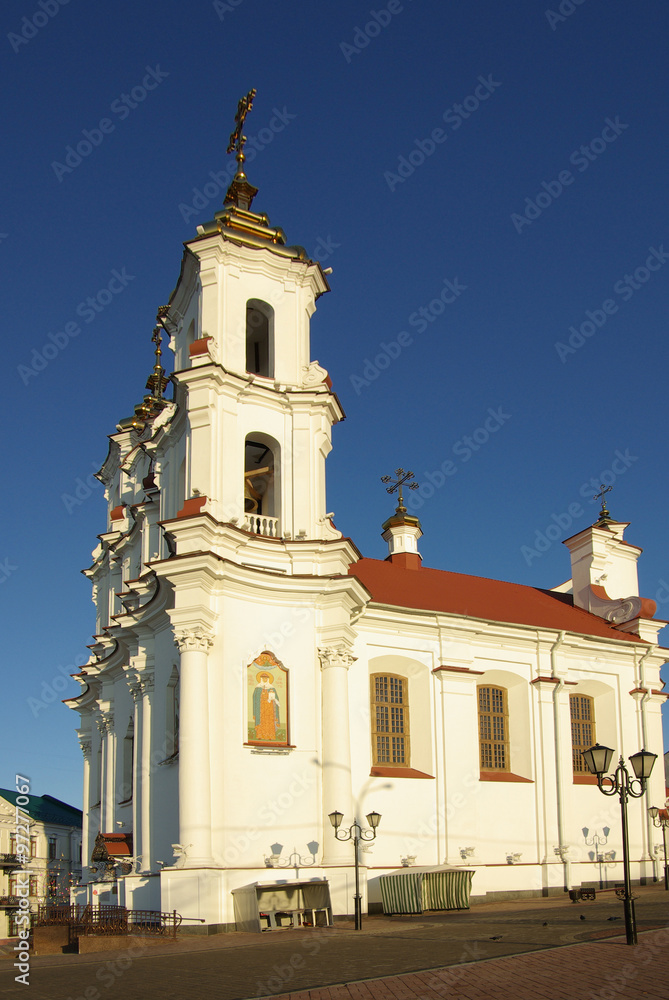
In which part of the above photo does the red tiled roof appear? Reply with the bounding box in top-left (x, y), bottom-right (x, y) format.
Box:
top-left (348, 558), bottom-right (648, 644)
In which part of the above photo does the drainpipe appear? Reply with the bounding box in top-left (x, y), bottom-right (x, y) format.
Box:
top-left (637, 646), bottom-right (656, 867)
top-left (637, 646), bottom-right (655, 752)
top-left (551, 631), bottom-right (568, 890)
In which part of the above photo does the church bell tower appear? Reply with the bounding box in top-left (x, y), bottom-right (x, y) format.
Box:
top-left (167, 89), bottom-right (343, 548)
top-left (68, 91), bottom-right (367, 926)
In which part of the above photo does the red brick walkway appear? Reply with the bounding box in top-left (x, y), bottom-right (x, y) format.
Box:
top-left (270, 928), bottom-right (669, 1000)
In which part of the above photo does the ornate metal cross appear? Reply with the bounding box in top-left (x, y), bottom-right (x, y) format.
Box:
top-left (227, 88), bottom-right (257, 155)
top-left (381, 468), bottom-right (419, 510)
top-left (593, 483), bottom-right (613, 519)
top-left (145, 307), bottom-right (169, 401)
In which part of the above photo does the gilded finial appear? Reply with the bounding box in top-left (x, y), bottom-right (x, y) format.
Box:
top-left (224, 88), bottom-right (259, 212)
top-left (227, 87), bottom-right (257, 166)
top-left (117, 306), bottom-right (172, 434)
top-left (145, 307), bottom-right (170, 401)
top-left (381, 468), bottom-right (419, 514)
top-left (593, 484), bottom-right (614, 526)
top-left (146, 306), bottom-right (170, 405)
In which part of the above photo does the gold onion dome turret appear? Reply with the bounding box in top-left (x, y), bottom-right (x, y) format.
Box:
top-left (195, 88), bottom-right (304, 256)
top-left (117, 306), bottom-right (171, 434)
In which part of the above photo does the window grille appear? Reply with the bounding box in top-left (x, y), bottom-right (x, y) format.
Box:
top-left (371, 674), bottom-right (410, 766)
top-left (478, 685), bottom-right (509, 771)
top-left (570, 694), bottom-right (596, 773)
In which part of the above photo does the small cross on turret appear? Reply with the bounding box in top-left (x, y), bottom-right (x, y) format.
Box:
top-left (593, 484), bottom-right (613, 526)
top-left (227, 88), bottom-right (257, 159)
top-left (381, 468), bottom-right (419, 514)
top-left (224, 88), bottom-right (259, 211)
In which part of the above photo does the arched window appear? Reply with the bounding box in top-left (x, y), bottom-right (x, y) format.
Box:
top-left (478, 685), bottom-right (509, 771)
top-left (246, 299), bottom-right (274, 377)
top-left (371, 674), bottom-right (410, 766)
top-left (570, 694), bottom-right (596, 773)
top-left (244, 435), bottom-right (279, 536)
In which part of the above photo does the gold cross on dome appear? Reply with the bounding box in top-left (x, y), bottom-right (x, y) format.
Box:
top-left (381, 468), bottom-right (419, 510)
top-left (227, 88), bottom-right (257, 155)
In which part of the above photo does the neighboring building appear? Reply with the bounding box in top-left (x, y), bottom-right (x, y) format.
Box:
top-left (0, 791), bottom-right (82, 938)
top-left (66, 136), bottom-right (668, 928)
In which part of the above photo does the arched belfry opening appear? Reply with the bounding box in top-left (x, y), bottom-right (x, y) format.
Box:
top-left (246, 299), bottom-right (274, 377)
top-left (244, 435), bottom-right (280, 536)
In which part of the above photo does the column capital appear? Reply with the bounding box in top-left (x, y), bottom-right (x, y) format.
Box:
top-left (77, 730), bottom-right (92, 760)
top-left (174, 626), bottom-right (214, 653)
top-left (96, 712), bottom-right (114, 735)
top-left (124, 664), bottom-right (155, 699)
top-left (124, 668), bottom-right (143, 702)
top-left (140, 673), bottom-right (154, 694)
top-left (128, 682), bottom-right (142, 702)
top-left (318, 646), bottom-right (356, 671)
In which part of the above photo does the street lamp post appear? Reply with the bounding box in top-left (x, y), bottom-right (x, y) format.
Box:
top-left (581, 744), bottom-right (657, 946)
top-left (648, 806), bottom-right (669, 891)
top-left (328, 810), bottom-right (381, 930)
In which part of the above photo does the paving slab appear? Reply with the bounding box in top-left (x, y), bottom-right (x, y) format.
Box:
top-left (0, 884), bottom-right (667, 999)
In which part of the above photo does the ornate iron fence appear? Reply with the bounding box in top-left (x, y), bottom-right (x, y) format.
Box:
top-left (36, 904), bottom-right (182, 937)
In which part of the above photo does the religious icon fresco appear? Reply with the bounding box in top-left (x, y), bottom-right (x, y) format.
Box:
top-left (246, 651), bottom-right (289, 745)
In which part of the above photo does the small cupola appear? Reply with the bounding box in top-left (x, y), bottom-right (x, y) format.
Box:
top-left (380, 469), bottom-right (422, 569)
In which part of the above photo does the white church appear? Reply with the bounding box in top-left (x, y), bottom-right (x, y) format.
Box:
top-left (67, 95), bottom-right (668, 928)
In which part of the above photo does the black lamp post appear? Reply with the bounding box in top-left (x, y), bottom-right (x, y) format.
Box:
top-left (648, 806), bottom-right (669, 891)
top-left (328, 810), bottom-right (381, 930)
top-left (581, 743), bottom-right (657, 945)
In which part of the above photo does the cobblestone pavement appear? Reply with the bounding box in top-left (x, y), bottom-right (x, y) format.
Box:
top-left (270, 931), bottom-right (669, 1000)
top-left (0, 886), bottom-right (667, 999)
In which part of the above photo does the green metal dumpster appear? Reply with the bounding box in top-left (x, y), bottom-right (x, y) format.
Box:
top-left (380, 866), bottom-right (474, 914)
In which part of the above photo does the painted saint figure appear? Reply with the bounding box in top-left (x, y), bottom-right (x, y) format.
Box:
top-left (253, 670), bottom-right (280, 741)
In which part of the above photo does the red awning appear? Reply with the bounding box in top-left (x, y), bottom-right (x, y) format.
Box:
top-left (100, 833), bottom-right (132, 857)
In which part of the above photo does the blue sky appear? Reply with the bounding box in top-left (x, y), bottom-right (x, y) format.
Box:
top-left (2, 0), bottom-right (668, 809)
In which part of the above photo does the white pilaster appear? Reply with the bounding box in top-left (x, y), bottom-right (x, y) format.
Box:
top-left (174, 627), bottom-right (214, 866)
top-left (140, 674), bottom-right (154, 872)
top-left (530, 678), bottom-right (561, 868)
top-left (77, 730), bottom-right (92, 870)
top-left (432, 667), bottom-right (482, 864)
top-left (97, 712), bottom-right (115, 833)
top-left (319, 646), bottom-right (355, 865)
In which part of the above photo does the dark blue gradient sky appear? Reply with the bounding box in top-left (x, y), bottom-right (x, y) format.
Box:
top-left (2, 0), bottom-right (668, 806)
